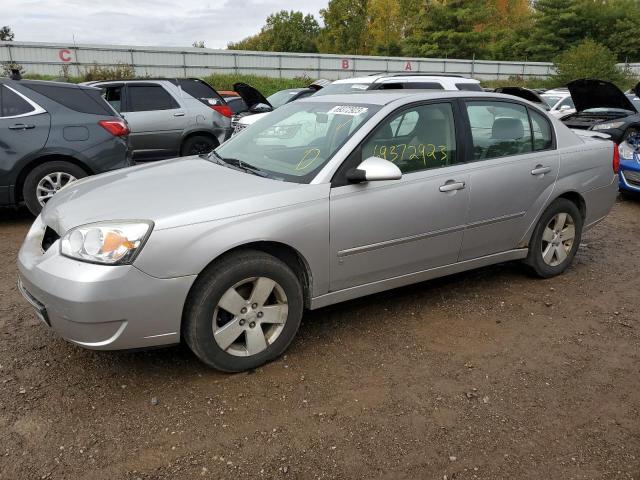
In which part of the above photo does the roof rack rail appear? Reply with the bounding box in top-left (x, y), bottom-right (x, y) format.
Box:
top-left (368, 72), bottom-right (469, 79)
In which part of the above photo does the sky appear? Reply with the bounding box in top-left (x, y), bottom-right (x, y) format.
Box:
top-left (2, 0), bottom-right (327, 48)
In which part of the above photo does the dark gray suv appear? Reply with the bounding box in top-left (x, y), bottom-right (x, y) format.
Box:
top-left (0, 79), bottom-right (131, 215)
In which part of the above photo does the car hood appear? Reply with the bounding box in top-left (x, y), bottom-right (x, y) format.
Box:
top-left (567, 79), bottom-right (636, 112)
top-left (495, 87), bottom-right (549, 110)
top-left (233, 82), bottom-right (272, 110)
top-left (41, 156), bottom-right (317, 233)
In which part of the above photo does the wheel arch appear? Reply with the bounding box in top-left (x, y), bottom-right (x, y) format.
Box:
top-left (554, 190), bottom-right (587, 220)
top-left (180, 130), bottom-right (220, 155)
top-left (191, 241), bottom-right (314, 309)
top-left (15, 154), bottom-right (92, 203)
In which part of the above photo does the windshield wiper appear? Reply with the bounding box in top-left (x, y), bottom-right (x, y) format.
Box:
top-left (208, 151), bottom-right (271, 178)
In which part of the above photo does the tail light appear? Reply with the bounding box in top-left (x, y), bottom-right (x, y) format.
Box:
top-left (613, 143), bottom-right (620, 174)
top-left (99, 119), bottom-right (129, 137)
top-left (211, 104), bottom-right (233, 118)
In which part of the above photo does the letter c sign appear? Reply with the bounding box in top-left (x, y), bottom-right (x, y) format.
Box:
top-left (58, 49), bottom-right (72, 62)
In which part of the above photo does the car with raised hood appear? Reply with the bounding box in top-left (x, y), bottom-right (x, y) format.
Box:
top-left (18, 91), bottom-right (618, 372)
top-left (541, 88), bottom-right (576, 118)
top-left (560, 79), bottom-right (640, 143)
top-left (0, 78), bottom-right (130, 215)
top-left (84, 78), bottom-right (233, 161)
top-left (494, 87), bottom-right (551, 111)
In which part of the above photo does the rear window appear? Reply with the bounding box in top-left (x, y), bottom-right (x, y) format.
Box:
top-left (1, 86), bottom-right (35, 117)
top-left (455, 83), bottom-right (483, 92)
top-left (174, 79), bottom-right (224, 105)
top-left (22, 83), bottom-right (113, 115)
top-left (379, 82), bottom-right (444, 90)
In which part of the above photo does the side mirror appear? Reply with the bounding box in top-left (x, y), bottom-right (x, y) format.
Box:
top-left (250, 103), bottom-right (273, 113)
top-left (346, 156), bottom-right (402, 183)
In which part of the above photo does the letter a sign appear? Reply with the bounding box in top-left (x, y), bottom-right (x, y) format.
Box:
top-left (405, 61), bottom-right (412, 71)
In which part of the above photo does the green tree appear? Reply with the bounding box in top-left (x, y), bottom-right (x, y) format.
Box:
top-left (192, 40), bottom-right (206, 48)
top-left (0, 26), bottom-right (14, 41)
top-left (318, 0), bottom-right (370, 55)
top-left (551, 39), bottom-right (634, 88)
top-left (229, 10), bottom-right (320, 53)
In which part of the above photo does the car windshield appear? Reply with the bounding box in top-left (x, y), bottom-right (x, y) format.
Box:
top-left (267, 89), bottom-right (303, 109)
top-left (213, 101), bottom-right (380, 183)
top-left (313, 82), bottom-right (371, 96)
top-left (542, 95), bottom-right (562, 108)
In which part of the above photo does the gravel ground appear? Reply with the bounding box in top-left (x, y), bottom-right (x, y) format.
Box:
top-left (1, 198), bottom-right (639, 480)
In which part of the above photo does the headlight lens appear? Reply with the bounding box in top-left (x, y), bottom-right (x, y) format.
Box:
top-left (619, 141), bottom-right (638, 160)
top-left (60, 221), bottom-right (153, 265)
top-left (592, 121), bottom-right (626, 131)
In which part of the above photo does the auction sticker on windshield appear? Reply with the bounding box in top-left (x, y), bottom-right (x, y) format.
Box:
top-left (328, 105), bottom-right (369, 116)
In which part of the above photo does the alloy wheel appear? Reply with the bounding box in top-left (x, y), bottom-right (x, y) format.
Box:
top-left (36, 172), bottom-right (77, 206)
top-left (212, 277), bottom-right (288, 357)
top-left (541, 212), bottom-right (576, 267)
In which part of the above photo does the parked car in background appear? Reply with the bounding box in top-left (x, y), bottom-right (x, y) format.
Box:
top-left (494, 86), bottom-right (551, 111)
top-left (0, 78), bottom-right (130, 215)
top-left (84, 78), bottom-right (232, 161)
top-left (541, 88), bottom-right (576, 118)
top-left (18, 90), bottom-right (618, 372)
top-left (560, 79), bottom-right (640, 144)
top-left (618, 136), bottom-right (640, 195)
top-left (219, 90), bottom-right (249, 115)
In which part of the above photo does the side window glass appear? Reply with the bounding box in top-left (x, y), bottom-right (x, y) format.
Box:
top-left (559, 97), bottom-right (574, 109)
top-left (102, 86), bottom-right (123, 112)
top-left (127, 85), bottom-right (179, 112)
top-left (1, 86), bottom-right (35, 117)
top-left (530, 109), bottom-right (553, 151)
top-left (465, 101), bottom-right (532, 160)
top-left (362, 103), bottom-right (457, 174)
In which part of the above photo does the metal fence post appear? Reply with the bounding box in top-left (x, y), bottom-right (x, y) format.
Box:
top-left (278, 54), bottom-right (282, 78)
top-left (471, 53), bottom-right (475, 77)
top-left (182, 52), bottom-right (187, 78)
top-left (233, 53), bottom-right (238, 75)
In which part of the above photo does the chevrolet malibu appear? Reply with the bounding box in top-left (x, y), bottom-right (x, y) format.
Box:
top-left (18, 91), bottom-right (619, 372)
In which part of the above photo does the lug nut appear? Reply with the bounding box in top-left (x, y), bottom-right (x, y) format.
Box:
top-left (249, 321), bottom-right (256, 328)
top-left (239, 319), bottom-right (246, 326)
top-left (240, 307), bottom-right (247, 314)
top-left (251, 303), bottom-right (258, 309)
top-left (257, 311), bottom-right (263, 318)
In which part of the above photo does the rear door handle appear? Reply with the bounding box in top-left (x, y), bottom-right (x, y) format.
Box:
top-left (439, 181), bottom-right (466, 192)
top-left (8, 124), bottom-right (35, 130)
top-left (531, 165), bottom-right (552, 176)
top-left (173, 112), bottom-right (186, 117)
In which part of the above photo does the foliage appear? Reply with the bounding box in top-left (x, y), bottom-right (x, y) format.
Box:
top-left (317, 0), bottom-right (369, 55)
top-left (192, 41), bottom-right (206, 48)
top-left (1, 62), bottom-right (24, 77)
top-left (550, 39), bottom-right (636, 89)
top-left (229, 11), bottom-right (320, 53)
top-left (82, 63), bottom-right (136, 81)
top-left (202, 74), bottom-right (312, 97)
top-left (0, 26), bottom-right (14, 41)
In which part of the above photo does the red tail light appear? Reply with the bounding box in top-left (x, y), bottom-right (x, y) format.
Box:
top-left (99, 119), bottom-right (129, 137)
top-left (211, 104), bottom-right (233, 118)
top-left (613, 143), bottom-right (620, 174)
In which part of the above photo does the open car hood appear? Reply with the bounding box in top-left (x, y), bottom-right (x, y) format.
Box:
top-left (308, 79), bottom-right (331, 91)
top-left (495, 87), bottom-right (549, 109)
top-left (567, 79), bottom-right (636, 112)
top-left (233, 82), bottom-right (272, 110)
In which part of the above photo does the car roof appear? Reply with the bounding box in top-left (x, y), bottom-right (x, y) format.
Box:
top-left (296, 90), bottom-right (533, 106)
top-left (332, 74), bottom-right (479, 85)
top-left (2, 78), bottom-right (99, 91)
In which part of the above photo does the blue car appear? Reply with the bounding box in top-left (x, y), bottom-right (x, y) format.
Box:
top-left (618, 136), bottom-right (640, 194)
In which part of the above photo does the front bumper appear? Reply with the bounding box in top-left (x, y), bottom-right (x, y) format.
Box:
top-left (619, 159), bottom-right (640, 192)
top-left (17, 216), bottom-right (196, 350)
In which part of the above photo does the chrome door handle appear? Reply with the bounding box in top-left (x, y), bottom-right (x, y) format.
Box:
top-left (439, 181), bottom-right (466, 192)
top-left (173, 112), bottom-right (186, 117)
top-left (531, 165), bottom-right (551, 176)
top-left (9, 124), bottom-right (35, 130)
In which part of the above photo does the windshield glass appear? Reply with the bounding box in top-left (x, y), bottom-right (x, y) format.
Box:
top-left (267, 89), bottom-right (302, 109)
top-left (213, 101), bottom-right (380, 183)
top-left (542, 95), bottom-right (562, 108)
top-left (313, 82), bottom-right (371, 96)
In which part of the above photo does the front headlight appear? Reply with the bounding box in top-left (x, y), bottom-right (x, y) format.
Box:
top-left (618, 141), bottom-right (638, 161)
top-left (592, 121), bottom-right (626, 131)
top-left (60, 221), bottom-right (153, 265)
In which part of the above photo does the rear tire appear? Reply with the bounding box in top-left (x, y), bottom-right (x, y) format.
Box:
top-left (526, 198), bottom-right (583, 278)
top-left (181, 135), bottom-right (218, 156)
top-left (23, 161), bottom-right (87, 215)
top-left (182, 250), bottom-right (304, 372)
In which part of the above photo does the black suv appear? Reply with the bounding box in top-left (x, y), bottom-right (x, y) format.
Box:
top-left (0, 79), bottom-right (131, 215)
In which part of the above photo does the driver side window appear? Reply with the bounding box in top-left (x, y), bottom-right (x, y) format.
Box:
top-left (362, 103), bottom-right (457, 174)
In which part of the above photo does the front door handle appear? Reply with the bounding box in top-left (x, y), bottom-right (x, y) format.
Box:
top-left (173, 112), bottom-right (186, 117)
top-left (531, 165), bottom-right (552, 176)
top-left (8, 124), bottom-right (35, 130)
top-left (439, 181), bottom-right (466, 192)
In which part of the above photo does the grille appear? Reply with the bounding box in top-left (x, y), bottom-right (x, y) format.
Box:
top-left (41, 227), bottom-right (60, 252)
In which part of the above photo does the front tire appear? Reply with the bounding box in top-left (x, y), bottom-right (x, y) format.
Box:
top-left (182, 250), bottom-right (304, 372)
top-left (23, 161), bottom-right (86, 215)
top-left (181, 135), bottom-right (218, 156)
top-left (526, 199), bottom-right (583, 278)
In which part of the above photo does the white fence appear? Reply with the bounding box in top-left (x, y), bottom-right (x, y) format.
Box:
top-left (1, 41), bottom-right (560, 80)
top-left (3, 41), bottom-right (640, 81)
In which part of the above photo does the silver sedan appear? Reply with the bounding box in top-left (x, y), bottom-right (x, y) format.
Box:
top-left (18, 91), bottom-right (619, 372)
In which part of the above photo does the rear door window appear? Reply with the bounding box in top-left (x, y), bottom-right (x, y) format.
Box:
top-left (126, 85), bottom-right (179, 112)
top-left (0, 86), bottom-right (35, 117)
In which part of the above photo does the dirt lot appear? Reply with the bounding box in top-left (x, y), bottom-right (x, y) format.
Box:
top-left (1, 199), bottom-right (639, 480)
